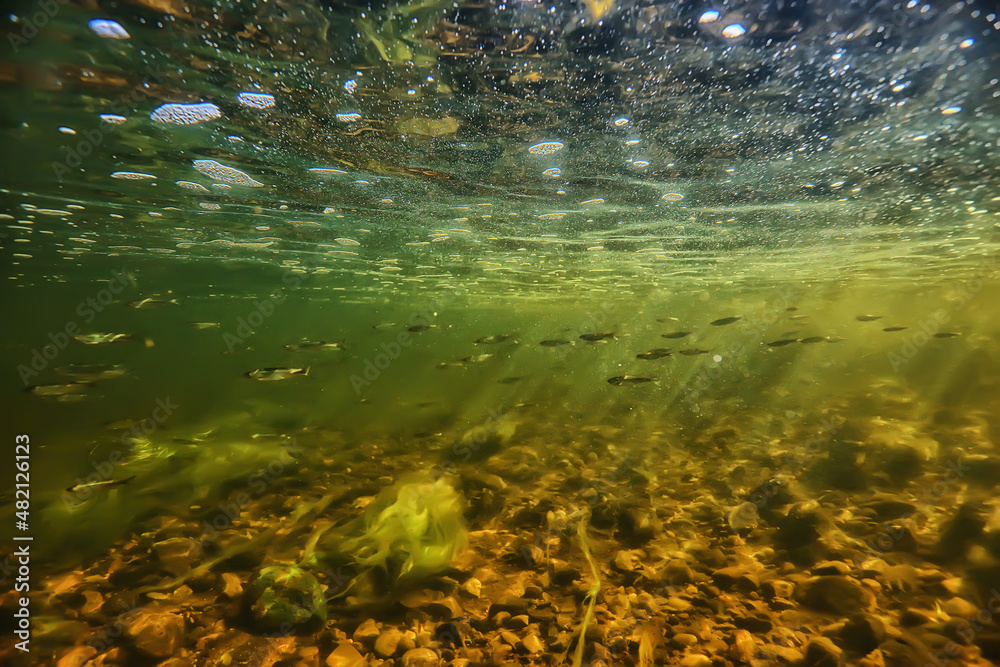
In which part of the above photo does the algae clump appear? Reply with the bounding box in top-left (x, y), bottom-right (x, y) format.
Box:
top-left (318, 471), bottom-right (468, 599)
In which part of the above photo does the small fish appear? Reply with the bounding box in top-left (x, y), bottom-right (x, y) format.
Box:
top-left (710, 317), bottom-right (742, 326)
top-left (539, 339), bottom-right (572, 347)
top-left (934, 332), bottom-right (961, 338)
top-left (372, 321), bottom-right (400, 331)
top-left (661, 331), bottom-right (692, 339)
top-left (73, 332), bottom-right (136, 345)
top-left (785, 307), bottom-right (798, 312)
top-left (636, 348), bottom-right (672, 360)
top-left (244, 367), bottom-right (310, 381)
top-left (187, 321), bottom-right (221, 330)
top-left (766, 339), bottom-right (799, 347)
top-left (408, 324), bottom-right (434, 333)
top-left (54, 363), bottom-right (127, 381)
top-left (55, 394), bottom-right (88, 403)
top-left (435, 361), bottom-right (465, 370)
top-left (856, 315), bottom-right (882, 322)
top-left (462, 353), bottom-right (495, 363)
top-left (497, 376), bottom-right (524, 384)
top-left (126, 297), bottom-right (178, 309)
top-left (607, 375), bottom-right (653, 386)
top-left (475, 334), bottom-right (513, 344)
top-left (656, 317), bottom-right (680, 323)
top-left (882, 326), bottom-right (907, 332)
top-left (579, 332), bottom-right (615, 342)
top-left (25, 382), bottom-right (92, 397)
top-left (679, 348), bottom-right (710, 356)
top-left (66, 475), bottom-right (135, 494)
top-left (799, 336), bottom-right (827, 344)
top-left (283, 339), bottom-right (348, 352)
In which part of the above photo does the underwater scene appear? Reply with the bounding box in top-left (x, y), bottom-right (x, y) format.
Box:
top-left (3, 0), bottom-right (1000, 665)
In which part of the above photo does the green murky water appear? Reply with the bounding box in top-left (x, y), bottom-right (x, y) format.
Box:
top-left (3, 1), bottom-right (1000, 666)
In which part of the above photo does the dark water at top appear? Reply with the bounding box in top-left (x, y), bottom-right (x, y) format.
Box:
top-left (3, 1), bottom-right (1000, 666)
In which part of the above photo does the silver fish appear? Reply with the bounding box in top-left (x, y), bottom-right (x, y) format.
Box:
top-left (127, 297), bottom-right (179, 309)
top-left (54, 363), bottom-right (127, 382)
top-left (187, 321), bottom-right (221, 330)
top-left (25, 382), bottom-right (92, 397)
top-left (607, 375), bottom-right (653, 386)
top-left (73, 332), bottom-right (136, 345)
top-left (66, 475), bottom-right (135, 494)
top-left (283, 339), bottom-right (348, 352)
top-left (475, 334), bottom-right (513, 344)
top-left (244, 366), bottom-right (310, 381)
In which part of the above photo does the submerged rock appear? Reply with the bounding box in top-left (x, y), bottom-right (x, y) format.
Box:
top-left (246, 565), bottom-right (327, 633)
top-left (800, 576), bottom-right (874, 616)
top-left (840, 613), bottom-right (885, 655)
top-left (803, 637), bottom-right (844, 667)
top-left (125, 609), bottom-right (185, 658)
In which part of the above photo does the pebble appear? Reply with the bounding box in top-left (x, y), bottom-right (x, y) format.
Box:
top-left (614, 550), bottom-right (637, 572)
top-left (401, 647), bottom-right (439, 666)
top-left (353, 618), bottom-right (380, 644)
top-left (666, 596), bottom-right (692, 611)
top-left (731, 628), bottom-right (758, 662)
top-left (768, 645), bottom-right (805, 663)
top-left (375, 628), bottom-right (403, 657)
top-left (942, 596), bottom-right (978, 617)
top-left (520, 633), bottom-right (543, 654)
top-left (812, 561), bottom-right (851, 576)
top-left (671, 632), bottom-right (699, 647)
top-left (764, 579), bottom-right (795, 599)
top-left (803, 637), bottom-right (844, 667)
top-left (326, 641), bottom-right (367, 667)
top-left (220, 572), bottom-right (243, 599)
top-left (840, 613), bottom-right (885, 654)
top-left (125, 610), bottom-right (185, 658)
top-left (800, 576), bottom-right (874, 616)
top-left (665, 559), bottom-right (694, 584)
top-left (56, 646), bottom-right (97, 667)
top-left (152, 537), bottom-right (201, 576)
top-left (679, 654), bottom-right (713, 667)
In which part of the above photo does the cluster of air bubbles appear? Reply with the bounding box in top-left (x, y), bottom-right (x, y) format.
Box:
top-left (542, 167), bottom-right (562, 178)
top-left (111, 171), bottom-right (155, 180)
top-left (99, 114), bottom-right (127, 124)
top-left (335, 113), bottom-right (362, 122)
top-left (150, 102), bottom-right (221, 125)
top-left (528, 141), bottom-right (565, 156)
top-left (237, 92), bottom-right (275, 109)
top-left (88, 19), bottom-right (129, 39)
top-left (176, 181), bottom-right (209, 192)
top-left (192, 159), bottom-right (264, 187)
top-left (698, 9), bottom-right (745, 38)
